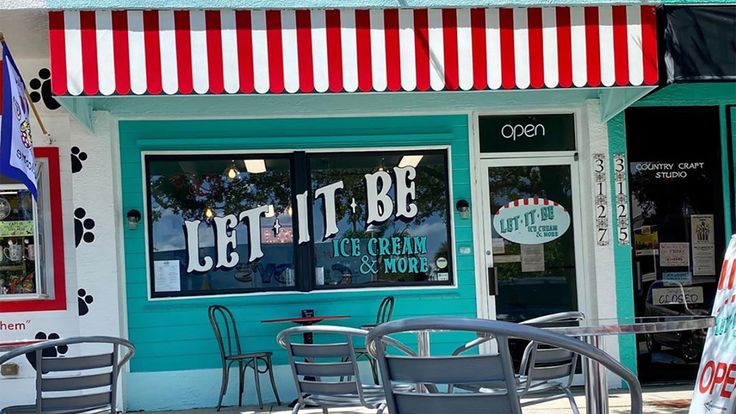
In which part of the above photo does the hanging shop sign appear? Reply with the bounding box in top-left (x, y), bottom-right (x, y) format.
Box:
top-left (493, 198), bottom-right (570, 245)
top-left (690, 235), bottom-right (736, 414)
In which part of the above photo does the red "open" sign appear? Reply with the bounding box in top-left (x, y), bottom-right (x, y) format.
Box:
top-left (698, 360), bottom-right (736, 399)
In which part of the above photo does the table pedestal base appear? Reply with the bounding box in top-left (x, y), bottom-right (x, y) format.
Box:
top-left (583, 335), bottom-right (608, 414)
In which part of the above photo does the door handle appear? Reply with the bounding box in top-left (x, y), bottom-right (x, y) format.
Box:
top-left (488, 267), bottom-right (498, 296)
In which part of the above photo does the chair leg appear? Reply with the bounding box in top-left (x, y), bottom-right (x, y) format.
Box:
top-left (322, 408), bottom-right (329, 414)
top-left (369, 358), bottom-right (379, 385)
top-left (238, 361), bottom-right (245, 407)
top-left (253, 358), bottom-right (264, 409)
top-left (563, 387), bottom-right (580, 414)
top-left (217, 362), bottom-right (231, 411)
top-left (266, 355), bottom-right (281, 406)
top-left (291, 402), bottom-right (303, 414)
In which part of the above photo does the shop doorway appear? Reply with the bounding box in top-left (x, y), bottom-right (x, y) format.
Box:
top-left (479, 156), bottom-right (584, 322)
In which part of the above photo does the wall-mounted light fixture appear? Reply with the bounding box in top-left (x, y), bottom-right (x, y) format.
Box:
top-left (126, 209), bottom-right (142, 230)
top-left (456, 199), bottom-right (470, 220)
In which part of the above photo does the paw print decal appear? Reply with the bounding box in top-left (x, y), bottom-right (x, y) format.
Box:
top-left (25, 332), bottom-right (68, 371)
top-left (29, 68), bottom-right (61, 110)
top-left (71, 146), bottom-right (87, 174)
top-left (77, 288), bottom-right (94, 316)
top-left (74, 208), bottom-right (95, 247)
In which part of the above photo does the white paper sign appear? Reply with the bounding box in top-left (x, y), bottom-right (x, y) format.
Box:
top-left (691, 214), bottom-right (716, 276)
top-left (652, 286), bottom-right (704, 305)
top-left (521, 244), bottom-right (545, 273)
top-left (690, 235), bottom-right (736, 414)
top-left (154, 260), bottom-right (181, 292)
top-left (660, 242), bottom-right (691, 267)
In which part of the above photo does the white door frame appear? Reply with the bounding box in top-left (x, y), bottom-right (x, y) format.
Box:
top-left (476, 155), bottom-right (589, 322)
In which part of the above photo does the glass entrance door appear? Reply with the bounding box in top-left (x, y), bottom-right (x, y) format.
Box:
top-left (480, 157), bottom-right (582, 322)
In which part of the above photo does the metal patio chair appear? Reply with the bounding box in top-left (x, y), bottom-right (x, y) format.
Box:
top-left (355, 296), bottom-right (396, 384)
top-left (277, 325), bottom-right (413, 414)
top-left (0, 336), bottom-right (135, 414)
top-left (366, 317), bottom-right (643, 414)
top-left (451, 311), bottom-right (586, 413)
top-left (208, 304), bottom-right (280, 411)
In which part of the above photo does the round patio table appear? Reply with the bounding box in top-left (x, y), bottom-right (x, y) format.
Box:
top-left (540, 315), bottom-right (715, 414)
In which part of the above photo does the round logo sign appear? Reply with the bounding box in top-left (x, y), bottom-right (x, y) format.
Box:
top-left (492, 198), bottom-right (570, 245)
top-left (435, 257), bottom-right (448, 269)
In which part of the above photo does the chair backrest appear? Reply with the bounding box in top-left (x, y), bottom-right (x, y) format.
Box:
top-left (376, 296), bottom-right (395, 324)
top-left (209, 304), bottom-right (242, 359)
top-left (518, 311), bottom-right (585, 390)
top-left (277, 325), bottom-right (371, 407)
top-left (0, 336), bottom-right (135, 414)
top-left (367, 317), bottom-right (643, 414)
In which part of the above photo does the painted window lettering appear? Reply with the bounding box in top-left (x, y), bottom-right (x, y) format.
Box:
top-left (501, 123), bottom-right (546, 141)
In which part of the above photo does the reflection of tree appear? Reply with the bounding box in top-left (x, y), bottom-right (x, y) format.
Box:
top-left (150, 169), bottom-right (292, 221)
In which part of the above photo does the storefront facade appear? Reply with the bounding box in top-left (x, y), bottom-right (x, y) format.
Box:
top-left (0, 1), bottom-right (732, 411)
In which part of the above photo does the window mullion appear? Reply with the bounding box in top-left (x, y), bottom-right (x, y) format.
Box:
top-left (292, 152), bottom-right (315, 292)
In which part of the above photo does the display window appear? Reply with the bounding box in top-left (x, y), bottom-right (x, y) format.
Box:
top-left (0, 148), bottom-right (66, 312)
top-left (145, 149), bottom-right (453, 298)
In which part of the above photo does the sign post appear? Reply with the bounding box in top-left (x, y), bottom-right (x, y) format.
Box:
top-left (690, 235), bottom-right (736, 413)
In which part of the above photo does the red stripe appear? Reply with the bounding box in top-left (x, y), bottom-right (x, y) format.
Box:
top-left (556, 8), bottom-right (573, 88)
top-left (384, 9), bottom-right (401, 92)
top-left (527, 8), bottom-right (544, 89)
top-left (442, 9), bottom-right (459, 90)
top-left (356, 10), bottom-right (372, 92)
top-left (173, 11), bottom-right (193, 94)
top-left (265, 10), bottom-right (284, 93)
top-left (612, 6), bottom-right (629, 86)
top-left (111, 11), bottom-right (131, 94)
top-left (235, 10), bottom-right (254, 93)
top-left (640, 6), bottom-right (658, 85)
top-left (205, 11), bottom-right (224, 94)
top-left (414, 9), bottom-right (430, 91)
top-left (296, 10), bottom-right (315, 92)
top-left (729, 265), bottom-right (736, 290)
top-left (79, 11), bottom-right (99, 95)
top-left (143, 10), bottom-right (162, 95)
top-left (49, 11), bottom-right (68, 96)
top-left (325, 10), bottom-right (343, 93)
top-left (470, 8), bottom-right (487, 90)
top-left (719, 260), bottom-right (731, 290)
top-left (499, 8), bottom-right (515, 89)
top-left (584, 7), bottom-right (601, 87)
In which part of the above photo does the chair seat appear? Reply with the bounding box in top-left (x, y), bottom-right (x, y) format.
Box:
top-left (225, 351), bottom-right (272, 361)
top-left (305, 384), bottom-right (412, 408)
top-left (1, 405), bottom-right (112, 414)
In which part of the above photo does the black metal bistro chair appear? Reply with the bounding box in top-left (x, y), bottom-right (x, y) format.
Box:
top-left (355, 296), bottom-right (395, 384)
top-left (0, 336), bottom-right (135, 414)
top-left (208, 305), bottom-right (281, 411)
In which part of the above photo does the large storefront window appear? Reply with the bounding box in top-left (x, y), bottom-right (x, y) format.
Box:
top-left (145, 149), bottom-right (453, 298)
top-left (627, 106), bottom-right (726, 383)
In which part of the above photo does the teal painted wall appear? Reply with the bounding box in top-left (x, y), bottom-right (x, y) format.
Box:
top-left (119, 115), bottom-right (477, 373)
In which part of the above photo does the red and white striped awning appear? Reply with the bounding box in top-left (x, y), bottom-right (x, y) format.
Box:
top-left (48, 6), bottom-right (657, 96)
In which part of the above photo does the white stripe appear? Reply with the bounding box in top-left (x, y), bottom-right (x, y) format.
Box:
top-left (485, 9), bottom-right (502, 89)
top-left (127, 11), bottom-right (147, 95)
top-left (369, 9), bottom-right (387, 92)
top-left (626, 6), bottom-right (644, 85)
top-left (513, 8), bottom-right (530, 89)
top-left (428, 9), bottom-right (445, 91)
top-left (311, 10), bottom-right (329, 93)
top-left (95, 11), bottom-right (115, 95)
top-left (570, 7), bottom-right (587, 87)
top-left (398, 9), bottom-right (416, 91)
top-left (541, 8), bottom-right (559, 88)
top-left (221, 10), bottom-right (239, 94)
top-left (599, 6), bottom-right (616, 87)
top-left (341, 10), bottom-right (359, 92)
top-left (251, 10), bottom-right (270, 94)
top-left (188, 10), bottom-right (209, 94)
top-left (281, 10), bottom-right (300, 93)
top-left (456, 8), bottom-right (473, 90)
top-left (158, 10), bottom-right (179, 94)
top-left (63, 11), bottom-right (83, 95)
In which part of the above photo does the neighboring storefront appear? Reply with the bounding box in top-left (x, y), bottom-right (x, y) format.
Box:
top-left (2, 2), bottom-right (729, 411)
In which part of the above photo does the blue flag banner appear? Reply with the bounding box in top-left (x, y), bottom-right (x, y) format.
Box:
top-left (0, 42), bottom-right (37, 200)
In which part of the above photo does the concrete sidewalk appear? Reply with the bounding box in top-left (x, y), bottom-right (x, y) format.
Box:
top-left (148, 385), bottom-right (693, 414)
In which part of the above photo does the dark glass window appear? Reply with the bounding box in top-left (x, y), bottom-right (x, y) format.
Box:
top-left (145, 149), bottom-right (453, 297)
